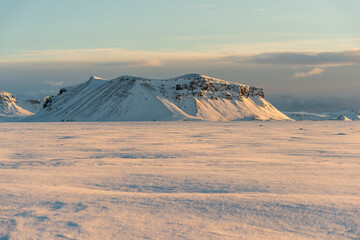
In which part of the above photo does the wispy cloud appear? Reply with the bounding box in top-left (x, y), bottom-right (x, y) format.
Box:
top-left (1, 47), bottom-right (360, 73)
top-left (0, 48), bottom-right (219, 66)
top-left (292, 68), bottom-right (325, 78)
top-left (99, 59), bottom-right (163, 67)
top-left (206, 38), bottom-right (360, 54)
top-left (222, 49), bottom-right (360, 67)
top-left (45, 81), bottom-right (64, 86)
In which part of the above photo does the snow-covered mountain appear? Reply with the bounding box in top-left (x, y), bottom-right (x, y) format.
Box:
top-left (17, 96), bottom-right (50, 113)
top-left (0, 91), bottom-right (34, 120)
top-left (285, 110), bottom-right (360, 121)
top-left (26, 74), bottom-right (291, 122)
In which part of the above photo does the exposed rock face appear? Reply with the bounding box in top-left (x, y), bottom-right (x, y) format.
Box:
top-left (173, 75), bottom-right (265, 100)
top-left (0, 91), bottom-right (33, 118)
top-left (26, 74), bottom-right (291, 122)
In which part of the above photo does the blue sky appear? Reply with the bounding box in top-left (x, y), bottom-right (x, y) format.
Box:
top-left (1, 0), bottom-right (360, 111)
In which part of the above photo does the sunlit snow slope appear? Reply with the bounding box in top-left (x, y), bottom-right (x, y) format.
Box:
top-left (27, 74), bottom-right (290, 121)
top-left (0, 91), bottom-right (33, 119)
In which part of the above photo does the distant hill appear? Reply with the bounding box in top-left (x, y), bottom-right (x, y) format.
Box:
top-left (285, 110), bottom-right (360, 121)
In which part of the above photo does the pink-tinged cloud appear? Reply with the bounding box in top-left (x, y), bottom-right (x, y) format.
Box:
top-left (292, 68), bottom-right (325, 78)
top-left (1, 48), bottom-right (360, 71)
top-left (0, 48), bottom-right (220, 66)
top-left (100, 58), bottom-right (163, 67)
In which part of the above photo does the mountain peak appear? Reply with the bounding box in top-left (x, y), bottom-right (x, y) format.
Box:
top-left (113, 75), bottom-right (147, 81)
top-left (0, 91), bottom-right (33, 118)
top-left (111, 74), bottom-right (215, 82)
top-left (172, 73), bottom-right (209, 79)
top-left (89, 75), bottom-right (104, 81)
top-left (0, 91), bottom-right (16, 103)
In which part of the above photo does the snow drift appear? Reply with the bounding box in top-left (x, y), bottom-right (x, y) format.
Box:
top-left (26, 74), bottom-right (291, 121)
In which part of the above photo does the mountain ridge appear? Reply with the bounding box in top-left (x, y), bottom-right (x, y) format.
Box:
top-left (26, 74), bottom-right (291, 122)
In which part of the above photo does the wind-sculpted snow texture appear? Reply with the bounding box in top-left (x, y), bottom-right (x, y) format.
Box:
top-left (0, 91), bottom-right (33, 120)
top-left (1, 121), bottom-right (360, 239)
top-left (27, 74), bottom-right (290, 121)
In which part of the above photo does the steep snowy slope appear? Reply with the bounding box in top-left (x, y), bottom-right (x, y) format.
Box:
top-left (27, 74), bottom-right (291, 121)
top-left (0, 91), bottom-right (33, 120)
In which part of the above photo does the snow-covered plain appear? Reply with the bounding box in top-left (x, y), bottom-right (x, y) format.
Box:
top-left (1, 121), bottom-right (360, 239)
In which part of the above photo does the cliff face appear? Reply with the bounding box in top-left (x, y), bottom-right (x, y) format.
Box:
top-left (27, 74), bottom-right (291, 122)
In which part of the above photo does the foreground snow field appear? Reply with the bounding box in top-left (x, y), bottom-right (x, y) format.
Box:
top-left (0, 121), bottom-right (359, 239)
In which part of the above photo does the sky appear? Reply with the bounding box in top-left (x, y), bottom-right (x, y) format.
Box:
top-left (1, 0), bottom-right (360, 111)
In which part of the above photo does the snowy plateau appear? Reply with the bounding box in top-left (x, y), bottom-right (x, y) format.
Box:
top-left (18, 74), bottom-right (290, 122)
